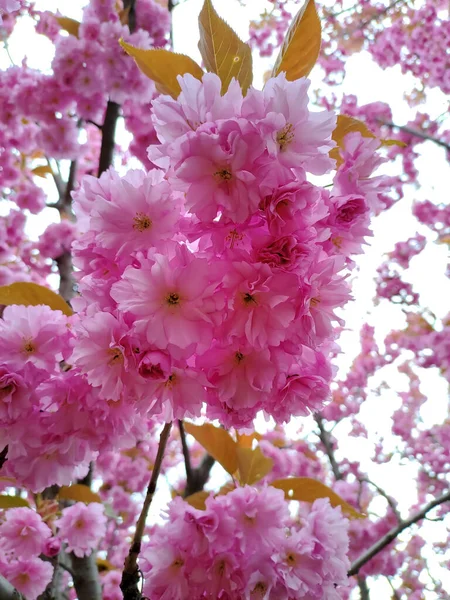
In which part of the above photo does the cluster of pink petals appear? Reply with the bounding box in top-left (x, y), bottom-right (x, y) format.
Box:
top-left (72, 72), bottom-right (387, 429)
top-left (140, 486), bottom-right (350, 599)
top-left (55, 502), bottom-right (107, 557)
top-left (0, 304), bottom-right (148, 491)
top-left (0, 508), bottom-right (54, 600)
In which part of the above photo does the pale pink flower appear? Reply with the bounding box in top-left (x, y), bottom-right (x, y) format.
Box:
top-left (4, 557), bottom-right (53, 600)
top-left (91, 169), bottom-right (181, 258)
top-left (151, 73), bottom-right (243, 145)
top-left (111, 250), bottom-right (224, 352)
top-left (243, 73), bottom-right (336, 174)
top-left (0, 507), bottom-right (52, 557)
top-left (222, 260), bottom-right (297, 348)
top-left (55, 502), bottom-right (107, 557)
top-left (334, 132), bottom-right (390, 213)
top-left (71, 312), bottom-right (135, 400)
top-left (263, 181), bottom-right (327, 236)
top-left (0, 364), bottom-right (38, 422)
top-left (170, 119), bottom-right (267, 223)
top-left (142, 366), bottom-right (206, 421)
top-left (0, 305), bottom-right (71, 371)
top-left (198, 342), bottom-right (276, 413)
top-left (0, 0), bottom-right (20, 13)
top-left (219, 485), bottom-right (288, 553)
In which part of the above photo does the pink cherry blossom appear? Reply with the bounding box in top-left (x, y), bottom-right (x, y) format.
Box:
top-left (0, 507), bottom-right (52, 558)
top-left (0, 305), bottom-right (72, 372)
top-left (111, 250), bottom-right (224, 352)
top-left (2, 557), bottom-right (53, 600)
top-left (55, 502), bottom-right (107, 557)
top-left (90, 169), bottom-right (181, 258)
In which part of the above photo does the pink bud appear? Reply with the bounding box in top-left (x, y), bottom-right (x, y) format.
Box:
top-left (138, 351), bottom-right (171, 380)
top-left (43, 536), bottom-right (61, 557)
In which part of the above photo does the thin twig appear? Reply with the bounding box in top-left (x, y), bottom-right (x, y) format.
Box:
top-left (348, 490), bottom-right (450, 576)
top-left (379, 119), bottom-right (450, 152)
top-left (0, 445), bottom-right (8, 470)
top-left (359, 477), bottom-right (401, 522)
top-left (315, 415), bottom-right (343, 481)
top-left (121, 422), bottom-right (173, 599)
top-left (387, 577), bottom-right (401, 600)
top-left (178, 420), bottom-right (194, 484)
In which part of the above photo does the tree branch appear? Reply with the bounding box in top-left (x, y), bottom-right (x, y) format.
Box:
top-left (315, 415), bottom-right (343, 481)
top-left (380, 120), bottom-right (450, 152)
top-left (357, 576), bottom-right (370, 600)
top-left (97, 101), bottom-right (120, 177)
top-left (348, 490), bottom-right (450, 576)
top-left (70, 554), bottom-right (102, 600)
top-left (123, 0), bottom-right (137, 34)
top-left (178, 420), bottom-right (194, 483)
top-left (0, 445), bottom-right (8, 470)
top-left (121, 422), bottom-right (172, 599)
top-left (359, 477), bottom-right (401, 522)
top-left (0, 573), bottom-right (25, 600)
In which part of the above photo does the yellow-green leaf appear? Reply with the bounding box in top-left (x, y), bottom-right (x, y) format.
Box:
top-left (120, 40), bottom-right (204, 98)
top-left (183, 422), bottom-right (238, 476)
top-left (381, 138), bottom-right (408, 148)
top-left (185, 490), bottom-right (209, 510)
top-left (32, 165), bottom-right (53, 178)
top-left (237, 446), bottom-right (273, 485)
top-left (56, 16), bottom-right (80, 38)
top-left (0, 282), bottom-right (73, 316)
top-left (236, 431), bottom-right (261, 448)
top-left (198, 0), bottom-right (253, 94)
top-left (271, 477), bottom-right (365, 519)
top-left (97, 558), bottom-right (115, 572)
top-left (58, 484), bottom-right (102, 504)
top-left (272, 0), bottom-right (321, 81)
top-left (0, 495), bottom-right (30, 509)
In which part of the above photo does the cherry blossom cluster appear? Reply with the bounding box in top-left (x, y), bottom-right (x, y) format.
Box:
top-left (0, 502), bottom-right (106, 599)
top-left (72, 71), bottom-right (389, 429)
top-left (140, 486), bottom-right (350, 599)
top-left (371, 4), bottom-right (450, 95)
top-left (0, 303), bottom-right (156, 491)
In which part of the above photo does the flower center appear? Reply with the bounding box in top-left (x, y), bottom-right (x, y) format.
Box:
top-left (166, 292), bottom-right (181, 306)
top-left (310, 297), bottom-right (320, 307)
top-left (235, 351), bottom-right (245, 364)
top-left (23, 340), bottom-right (36, 353)
top-left (252, 582), bottom-right (268, 595)
top-left (214, 168), bottom-right (232, 181)
top-left (277, 123), bottom-right (294, 150)
top-left (172, 557), bottom-right (184, 568)
top-left (0, 384), bottom-right (14, 399)
top-left (133, 212), bottom-right (152, 232)
top-left (243, 292), bottom-right (257, 305)
top-left (286, 552), bottom-right (297, 566)
top-left (74, 518), bottom-right (85, 530)
top-left (165, 373), bottom-right (177, 388)
top-left (107, 347), bottom-right (124, 366)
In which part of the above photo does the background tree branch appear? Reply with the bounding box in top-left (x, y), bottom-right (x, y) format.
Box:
top-left (348, 490), bottom-right (450, 576)
top-left (315, 415), bottom-right (343, 481)
top-left (121, 422), bottom-right (172, 600)
top-left (0, 573), bottom-right (25, 600)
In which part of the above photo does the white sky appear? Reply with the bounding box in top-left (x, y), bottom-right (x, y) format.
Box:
top-left (2, 1), bottom-right (450, 596)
